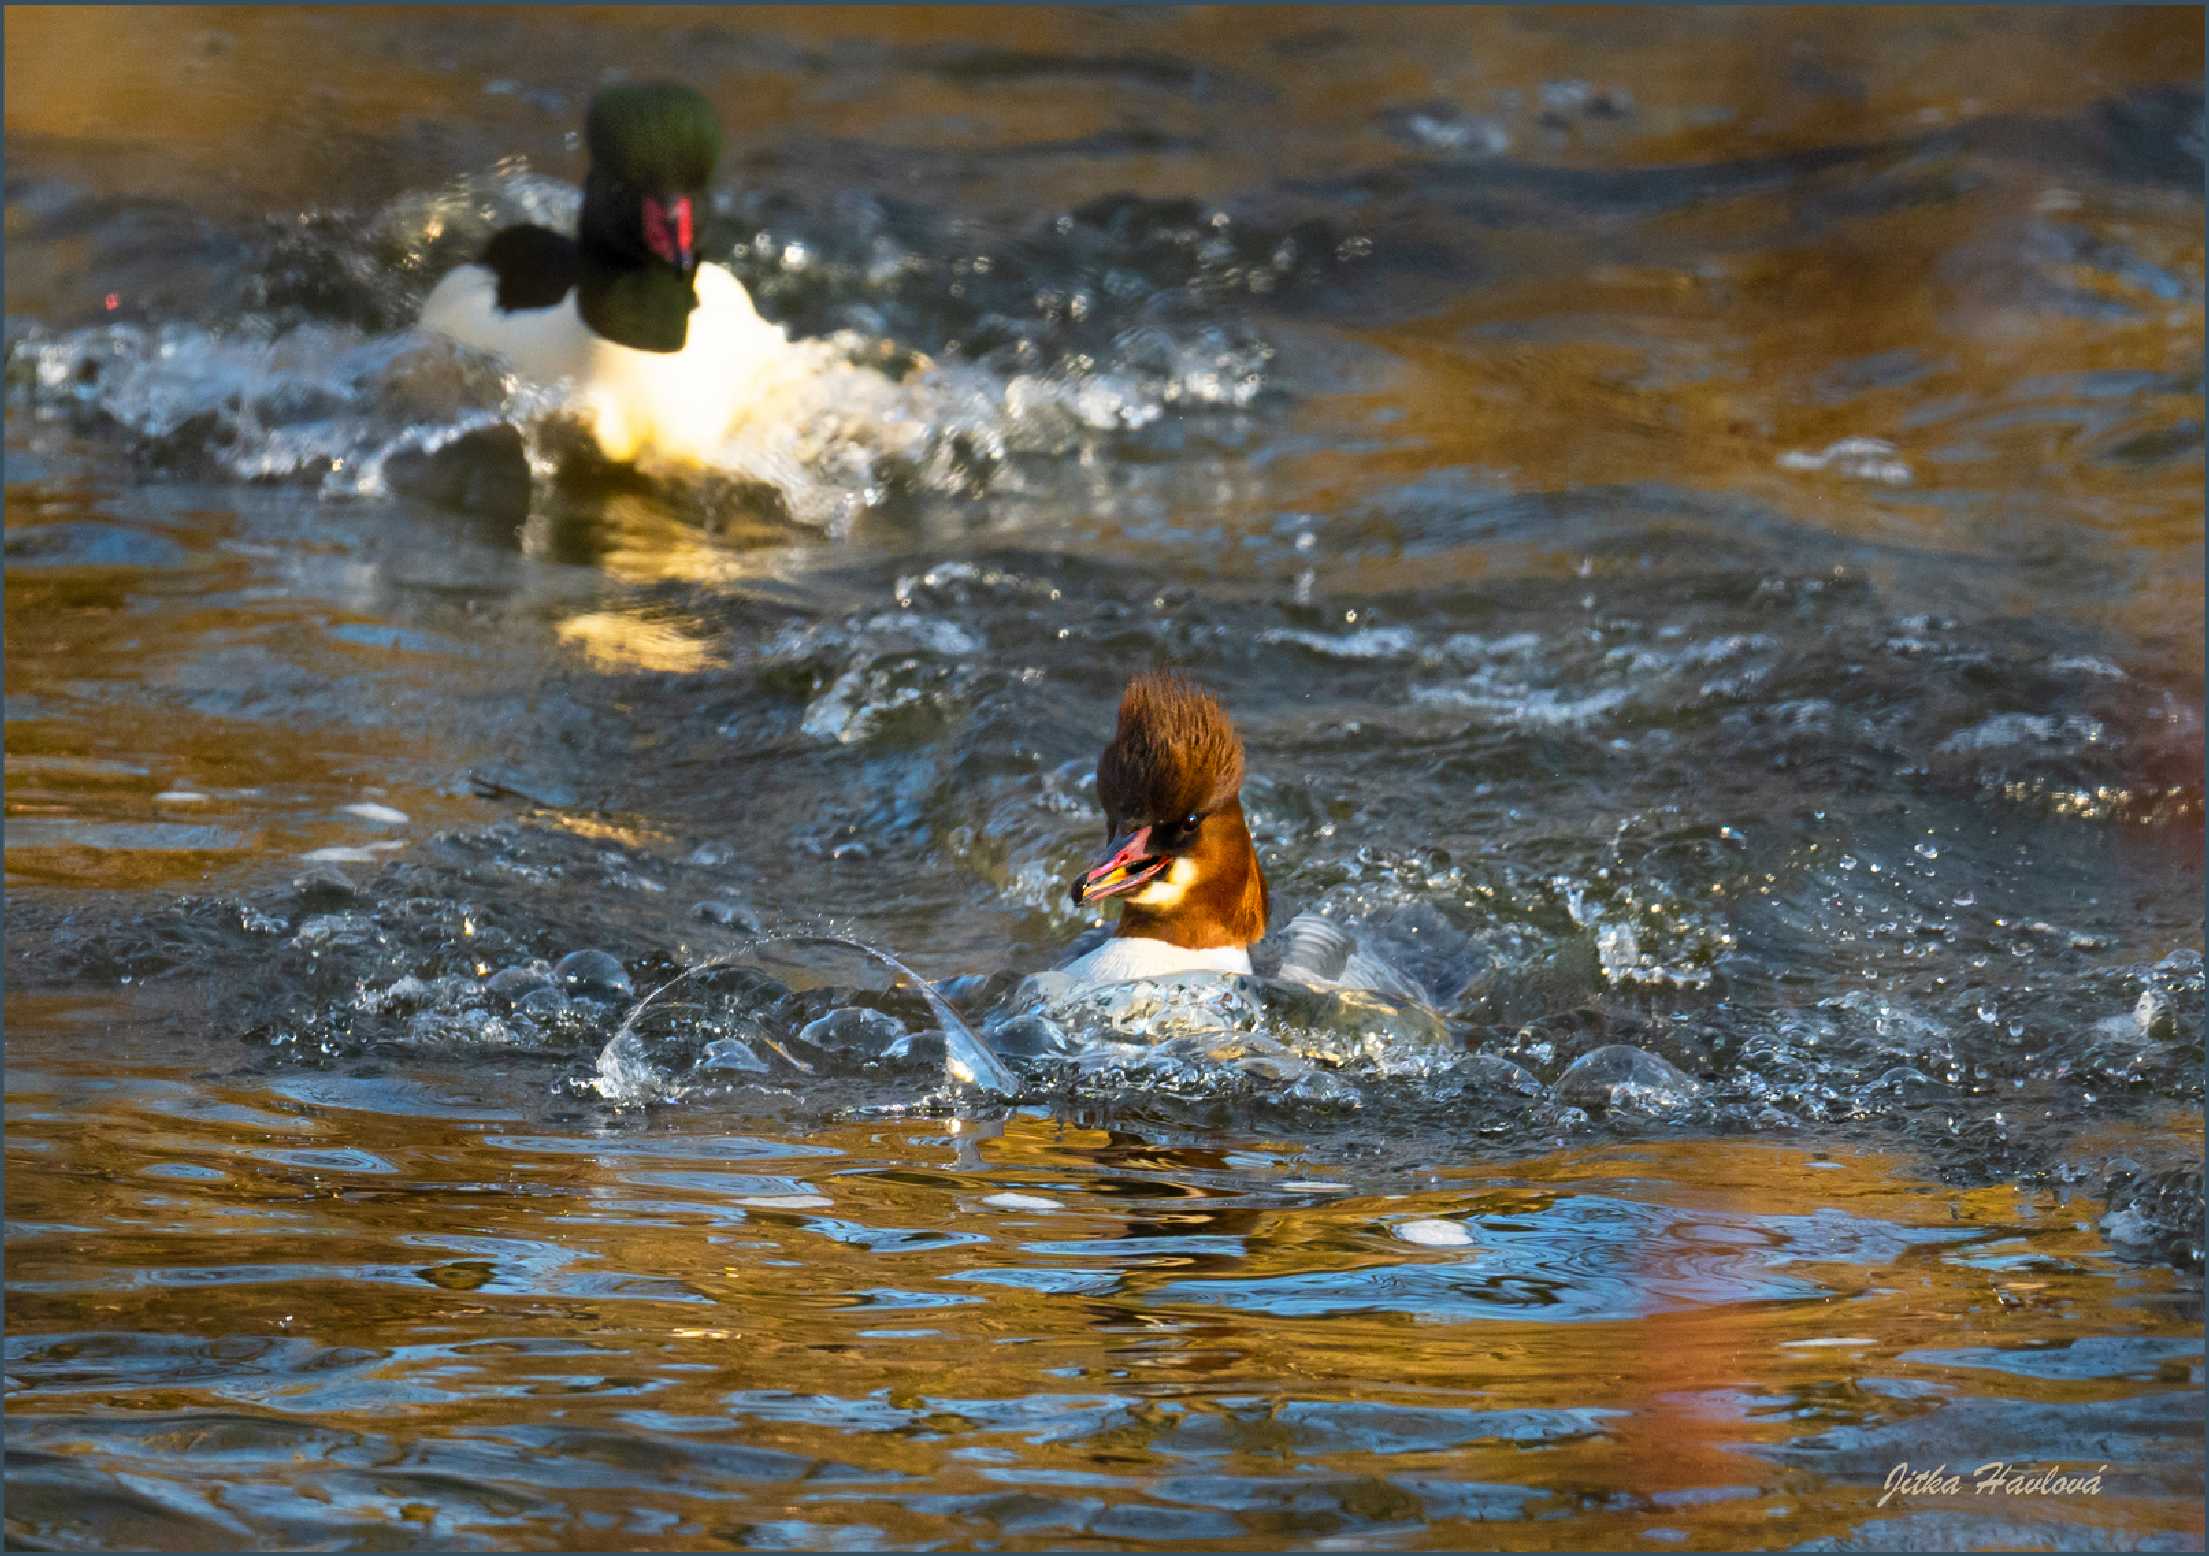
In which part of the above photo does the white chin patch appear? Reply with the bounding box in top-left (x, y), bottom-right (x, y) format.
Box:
top-left (1126, 856), bottom-right (1197, 909)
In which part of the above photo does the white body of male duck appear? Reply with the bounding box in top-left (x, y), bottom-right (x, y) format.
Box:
top-left (419, 82), bottom-right (791, 467)
top-left (1061, 671), bottom-right (1429, 1004)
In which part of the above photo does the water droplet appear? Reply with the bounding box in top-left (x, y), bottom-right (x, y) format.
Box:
top-left (553, 948), bottom-right (633, 1000)
top-left (983, 1192), bottom-right (1064, 1212)
top-left (1395, 1218), bottom-right (1476, 1247)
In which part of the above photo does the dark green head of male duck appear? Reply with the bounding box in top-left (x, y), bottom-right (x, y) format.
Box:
top-left (576, 82), bottom-right (725, 351)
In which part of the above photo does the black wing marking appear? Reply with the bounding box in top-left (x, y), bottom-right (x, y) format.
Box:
top-left (481, 224), bottom-right (579, 313)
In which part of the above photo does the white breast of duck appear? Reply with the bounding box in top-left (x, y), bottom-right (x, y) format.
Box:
top-left (1060, 936), bottom-right (1255, 983)
top-left (418, 82), bottom-right (792, 468)
top-left (421, 257), bottom-right (788, 466)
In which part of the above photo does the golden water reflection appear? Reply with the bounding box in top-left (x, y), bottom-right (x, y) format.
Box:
top-left (2, 475), bottom-right (491, 890)
top-left (6, 1037), bottom-right (2200, 1548)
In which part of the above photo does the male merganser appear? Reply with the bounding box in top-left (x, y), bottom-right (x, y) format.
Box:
top-left (419, 82), bottom-right (791, 467)
top-left (1062, 671), bottom-right (1431, 1003)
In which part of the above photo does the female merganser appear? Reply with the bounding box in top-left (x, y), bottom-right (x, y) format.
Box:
top-left (1063, 671), bottom-right (1430, 1003)
top-left (418, 82), bottom-right (791, 467)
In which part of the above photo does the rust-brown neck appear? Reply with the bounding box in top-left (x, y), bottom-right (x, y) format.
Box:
top-left (1113, 799), bottom-right (1269, 950)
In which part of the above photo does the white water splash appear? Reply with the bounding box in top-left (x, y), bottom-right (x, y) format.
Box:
top-left (599, 931), bottom-right (1016, 1106)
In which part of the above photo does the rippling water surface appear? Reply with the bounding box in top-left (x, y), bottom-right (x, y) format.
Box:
top-left (5, 7), bottom-right (2203, 1550)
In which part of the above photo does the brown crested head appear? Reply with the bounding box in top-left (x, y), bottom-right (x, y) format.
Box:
top-left (1097, 671), bottom-right (1246, 827)
top-left (1070, 671), bottom-right (1268, 950)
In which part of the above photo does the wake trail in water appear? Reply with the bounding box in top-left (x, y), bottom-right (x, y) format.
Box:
top-left (6, 165), bottom-right (1295, 533)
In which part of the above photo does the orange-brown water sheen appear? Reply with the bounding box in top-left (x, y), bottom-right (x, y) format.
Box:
top-left (7, 1016), bottom-right (2202, 1551)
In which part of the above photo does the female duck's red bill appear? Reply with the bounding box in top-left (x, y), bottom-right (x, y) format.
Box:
top-left (1071, 825), bottom-right (1166, 905)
